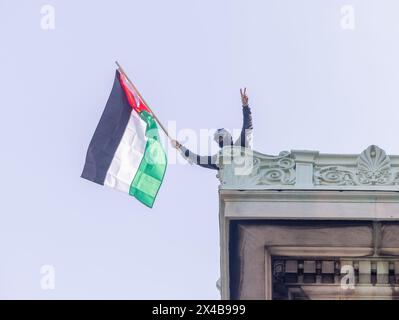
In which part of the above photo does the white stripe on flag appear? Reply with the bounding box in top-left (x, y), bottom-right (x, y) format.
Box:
top-left (104, 110), bottom-right (148, 193)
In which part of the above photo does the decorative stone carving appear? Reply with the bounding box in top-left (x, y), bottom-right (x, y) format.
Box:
top-left (357, 145), bottom-right (391, 185)
top-left (314, 145), bottom-right (399, 186)
top-left (217, 146), bottom-right (296, 188)
top-left (218, 145), bottom-right (399, 189)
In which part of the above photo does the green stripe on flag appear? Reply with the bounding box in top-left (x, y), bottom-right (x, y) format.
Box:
top-left (129, 111), bottom-right (167, 208)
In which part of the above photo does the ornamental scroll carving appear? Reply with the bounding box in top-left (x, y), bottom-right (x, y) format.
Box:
top-left (314, 145), bottom-right (399, 186)
top-left (218, 147), bottom-right (296, 188)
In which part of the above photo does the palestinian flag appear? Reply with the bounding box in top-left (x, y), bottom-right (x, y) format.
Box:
top-left (81, 70), bottom-right (167, 208)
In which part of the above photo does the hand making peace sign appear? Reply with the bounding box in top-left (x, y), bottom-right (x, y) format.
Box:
top-left (240, 88), bottom-right (249, 107)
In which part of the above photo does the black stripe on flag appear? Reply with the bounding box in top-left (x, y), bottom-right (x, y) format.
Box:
top-left (81, 70), bottom-right (132, 185)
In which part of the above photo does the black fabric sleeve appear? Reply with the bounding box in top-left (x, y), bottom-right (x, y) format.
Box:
top-left (179, 146), bottom-right (219, 170)
top-left (239, 105), bottom-right (253, 147)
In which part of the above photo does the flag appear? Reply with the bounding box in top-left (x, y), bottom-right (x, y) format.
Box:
top-left (81, 70), bottom-right (167, 208)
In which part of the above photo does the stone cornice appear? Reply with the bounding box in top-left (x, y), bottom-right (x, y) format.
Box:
top-left (218, 145), bottom-right (399, 191)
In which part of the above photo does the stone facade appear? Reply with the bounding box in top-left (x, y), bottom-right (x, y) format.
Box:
top-left (218, 145), bottom-right (399, 300)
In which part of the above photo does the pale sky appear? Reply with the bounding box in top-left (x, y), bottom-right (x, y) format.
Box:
top-left (1, 0), bottom-right (399, 299)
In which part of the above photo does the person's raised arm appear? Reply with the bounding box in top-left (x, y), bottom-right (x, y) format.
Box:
top-left (239, 88), bottom-right (253, 148)
top-left (171, 140), bottom-right (218, 170)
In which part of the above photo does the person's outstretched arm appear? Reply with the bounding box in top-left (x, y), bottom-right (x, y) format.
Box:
top-left (171, 140), bottom-right (218, 170)
top-left (239, 88), bottom-right (253, 148)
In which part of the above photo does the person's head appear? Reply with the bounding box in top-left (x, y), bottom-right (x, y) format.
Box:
top-left (214, 128), bottom-right (233, 148)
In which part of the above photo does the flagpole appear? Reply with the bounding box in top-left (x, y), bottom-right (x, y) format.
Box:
top-left (115, 61), bottom-right (172, 140)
